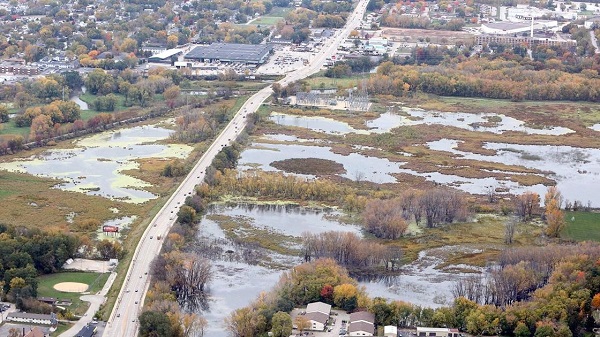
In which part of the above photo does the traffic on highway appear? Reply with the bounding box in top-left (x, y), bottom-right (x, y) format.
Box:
top-left (102, 0), bottom-right (369, 335)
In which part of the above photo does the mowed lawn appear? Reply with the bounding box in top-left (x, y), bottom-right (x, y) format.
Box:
top-left (562, 211), bottom-right (600, 241)
top-left (37, 272), bottom-right (110, 315)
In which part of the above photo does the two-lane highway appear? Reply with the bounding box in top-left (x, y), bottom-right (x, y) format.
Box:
top-left (100, 1), bottom-right (369, 336)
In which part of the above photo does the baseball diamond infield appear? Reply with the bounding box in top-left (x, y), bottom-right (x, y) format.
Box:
top-left (53, 282), bottom-right (89, 293)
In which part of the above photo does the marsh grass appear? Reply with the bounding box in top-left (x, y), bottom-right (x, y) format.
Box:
top-left (208, 214), bottom-right (301, 256)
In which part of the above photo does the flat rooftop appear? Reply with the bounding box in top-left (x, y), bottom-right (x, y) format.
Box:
top-left (185, 43), bottom-right (273, 63)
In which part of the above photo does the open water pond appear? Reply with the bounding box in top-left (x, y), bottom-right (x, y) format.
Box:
top-left (195, 204), bottom-right (473, 330)
top-left (196, 204), bottom-right (359, 336)
top-left (238, 141), bottom-right (404, 183)
top-left (359, 246), bottom-right (484, 308)
top-left (0, 125), bottom-right (193, 203)
top-left (428, 139), bottom-right (600, 205)
top-left (269, 109), bottom-right (574, 135)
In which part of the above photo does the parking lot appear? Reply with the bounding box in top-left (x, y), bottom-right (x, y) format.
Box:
top-left (256, 41), bottom-right (332, 75)
top-left (290, 308), bottom-right (350, 337)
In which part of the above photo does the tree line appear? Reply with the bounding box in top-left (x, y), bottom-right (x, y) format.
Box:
top-left (227, 245), bottom-right (600, 337)
top-left (0, 224), bottom-right (79, 311)
top-left (368, 58), bottom-right (600, 102)
top-left (301, 231), bottom-right (401, 271)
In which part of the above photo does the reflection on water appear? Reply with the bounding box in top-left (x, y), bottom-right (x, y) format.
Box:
top-left (270, 109), bottom-right (574, 136)
top-left (357, 246), bottom-right (485, 308)
top-left (0, 125), bottom-right (193, 203)
top-left (402, 108), bottom-right (574, 135)
top-left (207, 203), bottom-right (361, 237)
top-left (427, 139), bottom-right (600, 206)
top-left (194, 203), bottom-right (360, 336)
top-left (238, 142), bottom-right (405, 184)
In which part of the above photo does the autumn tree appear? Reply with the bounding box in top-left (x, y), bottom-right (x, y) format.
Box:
top-left (224, 307), bottom-right (266, 337)
top-left (294, 315), bottom-right (310, 333)
top-left (271, 311), bottom-right (293, 337)
top-left (320, 284), bottom-right (334, 304)
top-left (181, 313), bottom-right (207, 337)
top-left (362, 198), bottom-right (408, 239)
top-left (515, 191), bottom-right (540, 221)
top-left (544, 187), bottom-right (565, 238)
top-left (333, 283), bottom-right (358, 311)
top-left (29, 114), bottom-right (53, 142)
top-left (592, 293), bottom-right (600, 309)
top-left (164, 85), bottom-right (181, 109)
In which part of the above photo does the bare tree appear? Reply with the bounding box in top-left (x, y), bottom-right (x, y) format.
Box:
top-left (362, 198), bottom-right (408, 239)
top-left (515, 191), bottom-right (540, 221)
top-left (504, 217), bottom-right (517, 244)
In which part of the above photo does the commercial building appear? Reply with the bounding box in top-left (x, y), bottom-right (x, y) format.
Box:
top-left (480, 20), bottom-right (557, 35)
top-left (416, 327), bottom-right (461, 337)
top-left (184, 43), bottom-right (273, 64)
top-left (148, 49), bottom-right (183, 63)
top-left (475, 34), bottom-right (576, 49)
top-left (0, 60), bottom-right (39, 75)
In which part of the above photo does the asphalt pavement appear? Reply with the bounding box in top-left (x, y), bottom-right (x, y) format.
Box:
top-left (100, 1), bottom-right (369, 336)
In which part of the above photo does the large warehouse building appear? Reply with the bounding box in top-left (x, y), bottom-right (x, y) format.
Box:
top-left (184, 43), bottom-right (273, 64)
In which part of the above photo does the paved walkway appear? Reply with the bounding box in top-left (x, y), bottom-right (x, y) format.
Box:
top-left (59, 272), bottom-right (117, 337)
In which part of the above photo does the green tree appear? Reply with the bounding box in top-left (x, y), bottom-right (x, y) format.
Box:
top-left (177, 205), bottom-right (197, 225)
top-left (139, 310), bottom-right (173, 337)
top-left (514, 321), bottom-right (531, 337)
top-left (271, 311), bottom-right (293, 337)
top-left (533, 324), bottom-right (554, 337)
top-left (0, 105), bottom-right (9, 123)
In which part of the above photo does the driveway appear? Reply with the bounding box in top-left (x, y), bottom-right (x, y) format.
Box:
top-left (59, 272), bottom-right (117, 337)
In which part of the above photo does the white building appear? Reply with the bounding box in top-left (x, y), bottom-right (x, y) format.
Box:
top-left (348, 311), bottom-right (375, 336)
top-left (7, 312), bottom-right (57, 325)
top-left (416, 327), bottom-right (461, 337)
top-left (384, 326), bottom-right (398, 337)
top-left (305, 301), bottom-right (331, 331)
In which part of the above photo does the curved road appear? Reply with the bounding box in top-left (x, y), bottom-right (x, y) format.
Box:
top-left (99, 1), bottom-right (369, 336)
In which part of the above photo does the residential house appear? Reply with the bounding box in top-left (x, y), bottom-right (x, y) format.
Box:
top-left (305, 301), bottom-right (331, 331)
top-left (24, 327), bottom-right (48, 337)
top-left (37, 297), bottom-right (57, 305)
top-left (348, 311), bottom-right (375, 336)
top-left (6, 312), bottom-right (57, 325)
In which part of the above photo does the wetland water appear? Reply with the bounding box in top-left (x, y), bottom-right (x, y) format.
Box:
top-left (196, 204), bottom-right (360, 337)
top-left (427, 139), bottom-right (600, 205)
top-left (253, 108), bottom-right (600, 205)
top-left (195, 204), bottom-right (468, 334)
top-left (270, 109), bottom-right (574, 135)
top-left (0, 125), bottom-right (193, 203)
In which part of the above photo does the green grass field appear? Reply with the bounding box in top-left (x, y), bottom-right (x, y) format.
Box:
top-left (37, 272), bottom-right (110, 315)
top-left (562, 211), bottom-right (600, 242)
top-left (51, 322), bottom-right (73, 336)
top-left (250, 16), bottom-right (284, 26)
top-left (305, 74), bottom-right (370, 89)
top-left (79, 93), bottom-right (128, 115)
top-left (0, 119), bottom-right (30, 137)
